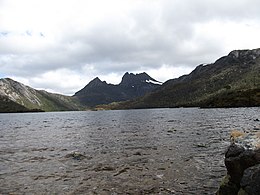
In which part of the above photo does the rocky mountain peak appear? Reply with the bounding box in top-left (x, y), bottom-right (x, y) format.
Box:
top-left (228, 48), bottom-right (260, 61)
top-left (213, 48), bottom-right (260, 67)
top-left (87, 77), bottom-right (107, 87)
top-left (73, 72), bottom-right (161, 107)
top-left (120, 72), bottom-right (160, 86)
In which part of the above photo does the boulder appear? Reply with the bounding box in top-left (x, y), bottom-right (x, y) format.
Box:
top-left (217, 130), bottom-right (260, 195)
top-left (240, 163), bottom-right (260, 195)
top-left (225, 146), bottom-right (257, 185)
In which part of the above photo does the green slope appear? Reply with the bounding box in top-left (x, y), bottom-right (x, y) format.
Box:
top-left (0, 78), bottom-right (84, 112)
top-left (0, 95), bottom-right (43, 113)
top-left (107, 48), bottom-right (260, 109)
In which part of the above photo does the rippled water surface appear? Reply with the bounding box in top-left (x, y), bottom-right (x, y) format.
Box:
top-left (0, 108), bottom-right (259, 194)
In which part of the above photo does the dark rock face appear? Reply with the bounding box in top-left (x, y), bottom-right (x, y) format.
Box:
top-left (240, 164), bottom-right (260, 195)
top-left (225, 144), bottom-right (245, 158)
top-left (217, 134), bottom-right (260, 195)
top-left (87, 77), bottom-right (108, 87)
top-left (73, 72), bottom-right (161, 107)
top-left (119, 72), bottom-right (160, 87)
top-left (224, 145), bottom-right (257, 185)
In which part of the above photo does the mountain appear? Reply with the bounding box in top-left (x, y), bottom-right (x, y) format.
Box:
top-left (73, 72), bottom-right (162, 107)
top-left (107, 48), bottom-right (260, 109)
top-left (0, 78), bottom-right (83, 112)
top-left (0, 72), bottom-right (161, 112)
top-left (0, 95), bottom-right (32, 113)
top-left (2, 48), bottom-right (259, 112)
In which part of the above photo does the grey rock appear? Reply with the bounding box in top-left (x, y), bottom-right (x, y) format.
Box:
top-left (241, 164), bottom-right (260, 195)
top-left (225, 143), bottom-right (245, 158)
top-left (225, 146), bottom-right (256, 185)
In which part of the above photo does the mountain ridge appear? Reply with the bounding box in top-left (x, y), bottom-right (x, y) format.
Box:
top-left (73, 72), bottom-right (162, 107)
top-left (1, 48), bottom-right (259, 112)
top-left (0, 72), bottom-right (162, 112)
top-left (99, 48), bottom-right (260, 109)
top-left (0, 78), bottom-right (83, 112)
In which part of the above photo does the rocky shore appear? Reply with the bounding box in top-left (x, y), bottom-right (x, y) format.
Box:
top-left (217, 129), bottom-right (260, 195)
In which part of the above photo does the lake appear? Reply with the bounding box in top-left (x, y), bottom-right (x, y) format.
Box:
top-left (0, 107), bottom-right (259, 194)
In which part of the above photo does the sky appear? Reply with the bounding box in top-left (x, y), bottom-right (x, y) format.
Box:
top-left (0, 0), bottom-right (260, 95)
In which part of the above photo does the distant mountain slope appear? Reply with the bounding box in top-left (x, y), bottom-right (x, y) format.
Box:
top-left (2, 48), bottom-right (259, 112)
top-left (74, 72), bottom-right (162, 107)
top-left (0, 78), bottom-right (83, 112)
top-left (0, 95), bottom-right (31, 113)
top-left (109, 48), bottom-right (260, 109)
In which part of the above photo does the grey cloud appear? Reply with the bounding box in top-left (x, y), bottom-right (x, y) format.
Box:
top-left (163, 0), bottom-right (260, 23)
top-left (1, 0), bottom-right (260, 87)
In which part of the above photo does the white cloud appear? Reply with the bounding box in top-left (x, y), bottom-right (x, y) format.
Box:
top-left (1, 0), bottom-right (260, 94)
top-left (12, 69), bottom-right (87, 95)
top-left (194, 20), bottom-right (260, 53)
top-left (145, 64), bottom-right (193, 83)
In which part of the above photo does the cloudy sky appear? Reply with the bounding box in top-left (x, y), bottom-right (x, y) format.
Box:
top-left (1, 0), bottom-right (260, 95)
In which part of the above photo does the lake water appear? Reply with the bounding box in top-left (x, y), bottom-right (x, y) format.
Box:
top-left (0, 108), bottom-right (259, 194)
